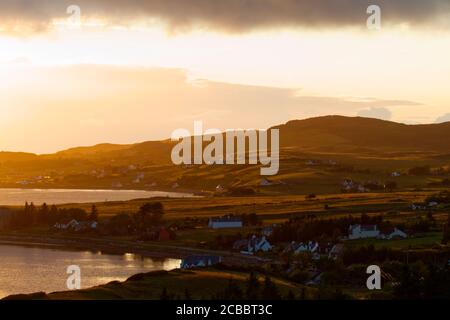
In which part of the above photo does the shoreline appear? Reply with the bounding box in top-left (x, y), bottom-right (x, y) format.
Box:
top-left (0, 187), bottom-right (197, 207)
top-left (0, 234), bottom-right (267, 300)
top-left (0, 233), bottom-right (265, 265)
top-left (0, 186), bottom-right (199, 195)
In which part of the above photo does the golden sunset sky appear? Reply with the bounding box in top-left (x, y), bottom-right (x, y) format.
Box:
top-left (1, 0), bottom-right (450, 153)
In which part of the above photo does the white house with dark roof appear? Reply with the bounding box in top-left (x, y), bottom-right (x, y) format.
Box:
top-left (241, 235), bottom-right (272, 255)
top-left (208, 217), bottom-right (243, 229)
top-left (261, 224), bottom-right (276, 237)
top-left (380, 228), bottom-right (407, 240)
top-left (260, 178), bottom-right (273, 186)
top-left (180, 255), bottom-right (222, 269)
top-left (293, 241), bottom-right (319, 254)
top-left (348, 224), bottom-right (380, 240)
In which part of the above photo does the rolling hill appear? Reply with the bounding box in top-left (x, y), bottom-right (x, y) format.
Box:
top-left (1, 116), bottom-right (449, 193)
top-left (275, 116), bottom-right (450, 153)
top-left (3, 116), bottom-right (450, 163)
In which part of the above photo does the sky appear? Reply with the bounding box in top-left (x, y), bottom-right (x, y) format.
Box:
top-left (1, 0), bottom-right (450, 153)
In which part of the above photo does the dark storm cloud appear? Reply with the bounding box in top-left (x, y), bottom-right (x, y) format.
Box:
top-left (1, 0), bottom-right (450, 33)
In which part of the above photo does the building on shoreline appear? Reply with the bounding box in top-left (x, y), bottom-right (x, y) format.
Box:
top-left (180, 255), bottom-right (223, 269)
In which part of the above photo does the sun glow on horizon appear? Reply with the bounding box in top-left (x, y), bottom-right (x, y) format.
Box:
top-left (1, 18), bottom-right (450, 152)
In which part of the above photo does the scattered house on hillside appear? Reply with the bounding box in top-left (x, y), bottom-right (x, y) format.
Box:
top-left (328, 244), bottom-right (344, 260)
top-left (232, 239), bottom-right (249, 251)
top-left (306, 271), bottom-right (322, 286)
top-left (54, 222), bottom-right (67, 230)
top-left (260, 178), bottom-right (285, 187)
top-left (284, 241), bottom-right (342, 260)
top-left (284, 241), bottom-right (320, 260)
top-left (146, 182), bottom-right (157, 188)
top-left (157, 227), bottom-right (173, 241)
top-left (16, 180), bottom-right (31, 185)
top-left (180, 255), bottom-right (222, 269)
top-left (342, 179), bottom-right (367, 192)
top-left (76, 221), bottom-right (98, 232)
top-left (380, 227), bottom-right (408, 240)
top-left (261, 224), bottom-right (276, 237)
top-left (283, 241), bottom-right (298, 253)
top-left (341, 179), bottom-right (372, 193)
top-left (348, 224), bottom-right (407, 241)
top-left (342, 179), bottom-right (355, 191)
top-left (428, 201), bottom-right (439, 207)
top-left (306, 159), bottom-right (337, 167)
top-left (240, 235), bottom-right (272, 255)
top-left (133, 172), bottom-right (145, 184)
top-left (305, 159), bottom-right (320, 166)
top-left (140, 227), bottom-right (175, 241)
top-left (348, 224), bottom-right (380, 240)
top-left (260, 178), bottom-right (273, 186)
top-left (54, 219), bottom-right (97, 232)
top-left (327, 160), bottom-right (337, 166)
top-left (294, 241), bottom-right (319, 254)
top-left (357, 185), bottom-right (369, 193)
top-left (66, 219), bottom-right (81, 230)
top-left (391, 171), bottom-right (401, 177)
top-left (112, 182), bottom-right (123, 188)
top-left (411, 203), bottom-right (427, 211)
top-left (208, 217), bottom-right (243, 229)
top-left (215, 184), bottom-right (225, 192)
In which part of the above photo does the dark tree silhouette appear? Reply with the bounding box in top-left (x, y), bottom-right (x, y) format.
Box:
top-left (89, 205), bottom-right (99, 222)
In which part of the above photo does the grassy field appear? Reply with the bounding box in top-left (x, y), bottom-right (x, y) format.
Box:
top-left (345, 232), bottom-right (443, 250)
top-left (52, 191), bottom-right (438, 222)
top-left (4, 189), bottom-right (448, 253)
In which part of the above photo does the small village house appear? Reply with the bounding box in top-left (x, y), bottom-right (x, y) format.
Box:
top-left (208, 217), bottom-right (243, 229)
top-left (348, 224), bottom-right (407, 240)
top-left (284, 241), bottom-right (320, 260)
top-left (380, 227), bottom-right (408, 240)
top-left (240, 235), bottom-right (272, 255)
top-left (157, 227), bottom-right (172, 241)
top-left (180, 255), bottom-right (222, 269)
top-left (291, 241), bottom-right (319, 254)
top-left (261, 224), bottom-right (276, 237)
top-left (139, 227), bottom-right (175, 241)
top-left (348, 224), bottom-right (380, 240)
top-left (53, 219), bottom-right (98, 232)
top-left (328, 244), bottom-right (344, 260)
top-left (411, 203), bottom-right (427, 211)
top-left (260, 178), bottom-right (273, 186)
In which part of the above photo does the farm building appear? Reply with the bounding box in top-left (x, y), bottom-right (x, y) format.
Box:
top-left (180, 255), bottom-right (222, 269)
top-left (208, 217), bottom-right (243, 229)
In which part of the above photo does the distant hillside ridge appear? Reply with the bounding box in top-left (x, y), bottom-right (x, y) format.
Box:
top-left (2, 116), bottom-right (450, 164)
top-left (272, 115), bottom-right (450, 153)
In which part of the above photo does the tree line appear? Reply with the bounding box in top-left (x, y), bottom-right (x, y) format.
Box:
top-left (7, 202), bottom-right (98, 230)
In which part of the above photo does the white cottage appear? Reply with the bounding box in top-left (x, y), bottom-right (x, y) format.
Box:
top-left (381, 228), bottom-right (407, 240)
top-left (348, 224), bottom-right (380, 240)
top-left (241, 235), bottom-right (272, 255)
top-left (208, 217), bottom-right (243, 229)
top-left (294, 241), bottom-right (319, 254)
